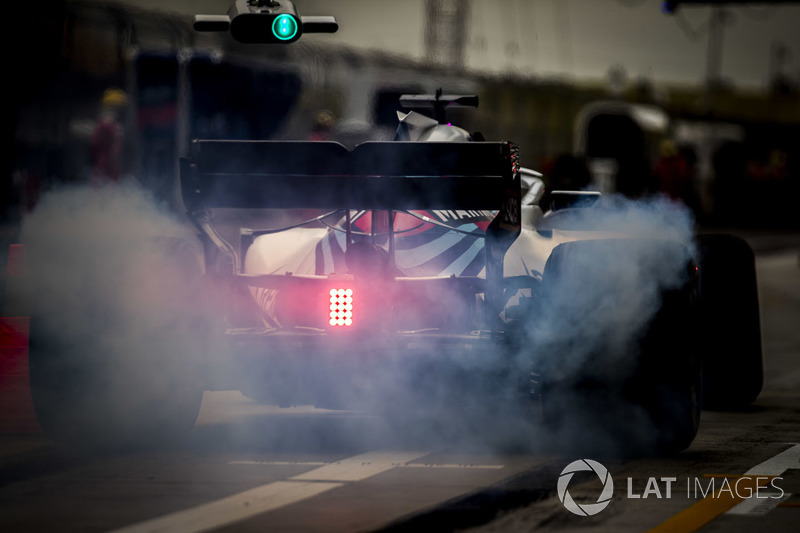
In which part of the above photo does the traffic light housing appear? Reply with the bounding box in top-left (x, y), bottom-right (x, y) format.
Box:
top-left (194, 0), bottom-right (337, 44)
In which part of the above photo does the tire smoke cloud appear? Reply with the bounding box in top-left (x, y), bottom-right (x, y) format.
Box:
top-left (19, 182), bottom-right (208, 448)
top-left (16, 180), bottom-right (700, 456)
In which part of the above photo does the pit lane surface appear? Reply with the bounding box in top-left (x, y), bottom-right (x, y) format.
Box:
top-left (0, 244), bottom-right (798, 533)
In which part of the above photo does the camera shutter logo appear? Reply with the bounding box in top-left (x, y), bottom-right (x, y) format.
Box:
top-left (557, 459), bottom-right (614, 516)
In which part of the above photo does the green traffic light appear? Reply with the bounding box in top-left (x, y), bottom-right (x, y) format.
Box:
top-left (272, 14), bottom-right (298, 41)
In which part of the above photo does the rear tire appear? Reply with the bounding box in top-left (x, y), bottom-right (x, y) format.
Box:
top-left (696, 234), bottom-right (762, 408)
top-left (537, 239), bottom-right (701, 454)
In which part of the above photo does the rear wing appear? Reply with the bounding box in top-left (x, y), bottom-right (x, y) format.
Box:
top-left (181, 139), bottom-right (521, 331)
top-left (181, 140), bottom-right (517, 210)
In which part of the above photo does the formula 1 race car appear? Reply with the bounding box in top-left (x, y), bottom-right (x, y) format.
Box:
top-left (26, 93), bottom-right (762, 454)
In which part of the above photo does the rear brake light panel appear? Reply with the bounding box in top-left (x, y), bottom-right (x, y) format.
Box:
top-left (328, 288), bottom-right (354, 327)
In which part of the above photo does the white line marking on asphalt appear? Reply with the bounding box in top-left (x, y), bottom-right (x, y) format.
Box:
top-left (229, 461), bottom-right (328, 466)
top-left (111, 481), bottom-right (342, 533)
top-left (290, 451), bottom-right (430, 482)
top-left (228, 460), bottom-right (505, 470)
top-left (113, 451), bottom-right (432, 533)
top-left (726, 492), bottom-right (792, 516)
top-left (744, 443), bottom-right (800, 476)
top-left (401, 463), bottom-right (504, 470)
top-left (721, 443), bottom-right (800, 517)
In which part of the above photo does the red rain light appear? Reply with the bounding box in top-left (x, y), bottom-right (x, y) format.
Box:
top-left (328, 288), bottom-right (354, 327)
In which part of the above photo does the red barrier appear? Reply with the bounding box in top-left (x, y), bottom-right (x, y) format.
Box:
top-left (0, 245), bottom-right (40, 433)
top-left (0, 317), bottom-right (40, 433)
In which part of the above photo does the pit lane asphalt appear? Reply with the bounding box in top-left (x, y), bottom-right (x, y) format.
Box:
top-left (0, 243), bottom-right (798, 533)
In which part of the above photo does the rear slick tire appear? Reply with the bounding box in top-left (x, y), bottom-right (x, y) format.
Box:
top-left (696, 234), bottom-right (762, 409)
top-left (538, 239), bottom-right (701, 455)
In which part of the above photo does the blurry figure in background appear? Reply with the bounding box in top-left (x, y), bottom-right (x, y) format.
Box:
top-left (308, 110), bottom-right (336, 141)
top-left (653, 139), bottom-right (691, 204)
top-left (91, 88), bottom-right (128, 186)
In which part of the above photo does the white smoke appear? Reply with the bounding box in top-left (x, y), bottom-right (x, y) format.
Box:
top-left (517, 195), bottom-right (698, 454)
top-left (19, 181), bottom-right (208, 447)
top-left (528, 196), bottom-right (695, 376)
top-left (16, 182), bottom-right (700, 455)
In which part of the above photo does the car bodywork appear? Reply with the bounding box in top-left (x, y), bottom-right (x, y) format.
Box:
top-left (23, 101), bottom-right (724, 453)
top-left (181, 138), bottom-right (529, 406)
top-left (179, 109), bottom-right (696, 413)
